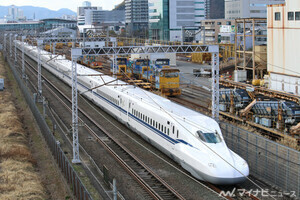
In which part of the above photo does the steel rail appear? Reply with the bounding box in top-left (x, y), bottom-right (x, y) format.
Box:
top-left (19, 52), bottom-right (186, 200)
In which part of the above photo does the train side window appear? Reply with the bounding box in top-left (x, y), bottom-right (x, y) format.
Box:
top-left (158, 123), bottom-right (160, 130)
top-left (150, 119), bottom-right (152, 125)
top-left (156, 122), bottom-right (157, 128)
top-left (177, 130), bottom-right (179, 138)
top-left (167, 128), bottom-right (169, 135)
top-left (164, 127), bottom-right (166, 134)
top-left (172, 126), bottom-right (175, 134)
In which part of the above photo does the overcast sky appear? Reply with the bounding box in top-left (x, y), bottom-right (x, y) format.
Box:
top-left (0, 0), bottom-right (124, 12)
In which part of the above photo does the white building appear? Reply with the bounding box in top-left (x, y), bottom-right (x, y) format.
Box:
top-left (225, 0), bottom-right (285, 19)
top-left (77, 1), bottom-right (101, 25)
top-left (267, 1), bottom-right (300, 95)
top-left (169, 0), bottom-right (206, 42)
top-left (82, 1), bottom-right (92, 7)
top-left (6, 5), bottom-right (24, 21)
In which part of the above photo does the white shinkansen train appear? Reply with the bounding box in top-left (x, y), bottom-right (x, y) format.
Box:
top-left (19, 41), bottom-right (249, 185)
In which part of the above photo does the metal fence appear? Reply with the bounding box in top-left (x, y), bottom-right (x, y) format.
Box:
top-left (6, 57), bottom-right (93, 200)
top-left (220, 122), bottom-right (300, 198)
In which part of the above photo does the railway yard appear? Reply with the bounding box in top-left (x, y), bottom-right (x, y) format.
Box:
top-left (0, 34), bottom-right (299, 200)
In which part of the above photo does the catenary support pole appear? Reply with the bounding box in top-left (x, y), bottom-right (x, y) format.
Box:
top-left (211, 52), bottom-right (220, 121)
top-left (113, 178), bottom-right (117, 200)
top-left (14, 34), bottom-right (17, 67)
top-left (37, 39), bottom-right (43, 101)
top-left (22, 36), bottom-right (26, 78)
top-left (71, 48), bottom-right (82, 164)
top-left (9, 33), bottom-right (12, 57)
top-left (4, 33), bottom-right (7, 57)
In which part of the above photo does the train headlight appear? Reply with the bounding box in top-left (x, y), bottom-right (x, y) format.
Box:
top-left (208, 163), bottom-right (216, 168)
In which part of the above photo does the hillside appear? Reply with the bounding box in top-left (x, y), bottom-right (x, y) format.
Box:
top-left (0, 5), bottom-right (76, 20)
top-left (113, 1), bottom-right (125, 11)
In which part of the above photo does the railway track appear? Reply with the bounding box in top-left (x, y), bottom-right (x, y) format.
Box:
top-left (12, 46), bottom-right (263, 200)
top-left (18, 54), bottom-right (186, 200)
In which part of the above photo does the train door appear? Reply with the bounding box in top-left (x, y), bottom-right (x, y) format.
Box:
top-left (119, 96), bottom-right (124, 118)
top-left (170, 123), bottom-right (175, 151)
top-left (128, 100), bottom-right (132, 123)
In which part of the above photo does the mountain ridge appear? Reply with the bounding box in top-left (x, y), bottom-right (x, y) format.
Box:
top-left (0, 5), bottom-right (76, 20)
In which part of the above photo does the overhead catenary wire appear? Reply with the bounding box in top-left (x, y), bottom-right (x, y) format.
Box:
top-left (108, 58), bottom-right (274, 198)
top-left (15, 39), bottom-right (275, 198)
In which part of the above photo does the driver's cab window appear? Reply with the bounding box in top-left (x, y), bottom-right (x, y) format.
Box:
top-left (197, 130), bottom-right (222, 143)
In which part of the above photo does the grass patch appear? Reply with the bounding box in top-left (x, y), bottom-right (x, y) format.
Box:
top-left (0, 54), bottom-right (46, 199)
top-left (72, 163), bottom-right (102, 200)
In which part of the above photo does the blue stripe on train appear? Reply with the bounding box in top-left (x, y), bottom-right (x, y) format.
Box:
top-left (36, 56), bottom-right (192, 147)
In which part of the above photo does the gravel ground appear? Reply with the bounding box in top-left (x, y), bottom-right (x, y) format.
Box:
top-left (36, 58), bottom-right (222, 199)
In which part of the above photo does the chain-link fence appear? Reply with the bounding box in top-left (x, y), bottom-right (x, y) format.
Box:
top-left (220, 122), bottom-right (300, 198)
top-left (7, 56), bottom-right (93, 200)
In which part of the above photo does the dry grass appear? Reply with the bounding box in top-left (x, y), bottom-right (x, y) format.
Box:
top-left (0, 60), bottom-right (46, 199)
top-left (278, 137), bottom-right (300, 151)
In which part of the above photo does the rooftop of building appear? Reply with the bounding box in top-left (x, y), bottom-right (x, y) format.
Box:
top-left (41, 18), bottom-right (77, 23)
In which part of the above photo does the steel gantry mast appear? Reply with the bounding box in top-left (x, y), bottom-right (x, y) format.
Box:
top-left (211, 53), bottom-right (220, 120)
top-left (76, 44), bottom-right (220, 120)
top-left (37, 39), bottom-right (43, 101)
top-left (71, 48), bottom-right (82, 164)
top-left (3, 34), bottom-right (7, 57)
top-left (22, 36), bottom-right (26, 78)
top-left (14, 34), bottom-right (17, 67)
top-left (9, 33), bottom-right (12, 57)
top-left (29, 36), bottom-right (109, 163)
top-left (16, 35), bottom-right (220, 163)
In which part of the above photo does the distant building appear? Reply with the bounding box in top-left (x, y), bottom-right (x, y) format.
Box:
top-left (267, 1), bottom-right (300, 94)
top-left (225, 0), bottom-right (285, 19)
top-left (84, 10), bottom-right (125, 25)
top-left (0, 21), bottom-right (44, 31)
top-left (206, 0), bottom-right (225, 19)
top-left (6, 5), bottom-right (25, 21)
top-left (200, 19), bottom-right (234, 43)
top-left (149, 0), bottom-right (170, 41)
top-left (169, 0), bottom-right (205, 42)
top-left (149, 0), bottom-right (205, 41)
top-left (125, 0), bottom-right (148, 37)
top-left (82, 1), bottom-right (92, 7)
top-left (77, 1), bottom-right (101, 25)
top-left (61, 15), bottom-right (77, 21)
top-left (41, 18), bottom-right (77, 30)
top-left (41, 27), bottom-right (76, 37)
